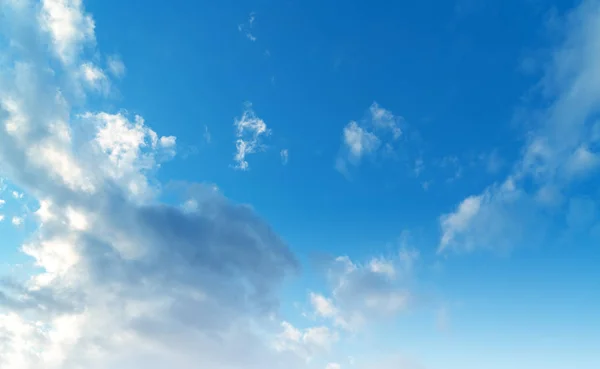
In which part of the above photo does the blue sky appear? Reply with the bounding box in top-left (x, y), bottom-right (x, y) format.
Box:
top-left (0, 0), bottom-right (599, 368)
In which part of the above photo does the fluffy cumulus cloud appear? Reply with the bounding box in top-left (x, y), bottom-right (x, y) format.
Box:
top-left (335, 102), bottom-right (404, 176)
top-left (233, 103), bottom-right (271, 171)
top-left (0, 1), bottom-right (307, 368)
top-left (308, 246), bottom-right (419, 332)
top-left (439, 0), bottom-right (600, 253)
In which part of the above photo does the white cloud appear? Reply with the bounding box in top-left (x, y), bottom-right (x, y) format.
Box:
top-left (310, 293), bottom-right (338, 319)
top-left (439, 0), bottom-right (600, 253)
top-left (438, 178), bottom-right (546, 253)
top-left (280, 149), bottom-right (289, 165)
top-left (106, 55), bottom-right (125, 78)
top-left (0, 214), bottom-right (4, 222)
top-left (343, 121), bottom-right (380, 161)
top-left (12, 191), bottom-right (23, 199)
top-left (0, 199), bottom-right (5, 207)
top-left (369, 102), bottom-right (402, 139)
top-left (233, 103), bottom-right (271, 171)
top-left (11, 216), bottom-right (23, 226)
top-left (439, 194), bottom-right (482, 251)
top-left (274, 322), bottom-right (339, 361)
top-left (0, 3), bottom-right (305, 369)
top-left (309, 248), bottom-right (418, 332)
top-left (38, 0), bottom-right (96, 64)
top-left (79, 62), bottom-right (108, 92)
top-left (336, 102), bottom-right (406, 176)
top-left (325, 363), bottom-right (341, 369)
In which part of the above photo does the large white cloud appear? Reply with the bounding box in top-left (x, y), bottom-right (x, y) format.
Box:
top-left (0, 1), bottom-right (305, 368)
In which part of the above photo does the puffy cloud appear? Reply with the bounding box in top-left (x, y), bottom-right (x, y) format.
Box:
top-left (439, 0), bottom-right (600, 253)
top-left (38, 0), bottom-right (95, 64)
top-left (342, 122), bottom-right (380, 161)
top-left (11, 216), bottom-right (23, 226)
top-left (369, 102), bottom-right (402, 139)
top-left (335, 102), bottom-right (405, 176)
top-left (274, 322), bottom-right (339, 361)
top-left (233, 103), bottom-right (271, 171)
top-left (79, 62), bottom-right (108, 93)
top-left (0, 2), bottom-right (302, 369)
top-left (309, 247), bottom-right (418, 332)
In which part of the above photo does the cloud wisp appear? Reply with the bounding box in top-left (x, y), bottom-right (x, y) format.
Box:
top-left (439, 0), bottom-right (600, 253)
top-left (233, 103), bottom-right (271, 171)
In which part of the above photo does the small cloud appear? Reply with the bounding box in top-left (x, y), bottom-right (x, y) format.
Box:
top-left (274, 322), bottom-right (339, 360)
top-left (0, 214), bottom-right (4, 222)
top-left (370, 102), bottom-right (402, 140)
top-left (80, 62), bottom-right (109, 93)
top-left (238, 12), bottom-right (257, 42)
top-left (233, 103), bottom-right (271, 170)
top-left (326, 363), bottom-right (342, 369)
top-left (11, 216), bottom-right (23, 226)
top-left (335, 102), bottom-right (406, 176)
top-left (280, 149), bottom-right (289, 165)
top-left (106, 55), bottom-right (126, 78)
top-left (12, 191), bottom-right (23, 199)
top-left (309, 247), bottom-right (418, 332)
top-left (159, 136), bottom-right (177, 148)
top-left (204, 125), bottom-right (211, 144)
top-left (439, 194), bottom-right (482, 252)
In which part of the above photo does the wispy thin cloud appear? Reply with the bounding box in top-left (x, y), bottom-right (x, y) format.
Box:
top-left (233, 103), bottom-right (271, 170)
top-left (238, 11), bottom-right (257, 42)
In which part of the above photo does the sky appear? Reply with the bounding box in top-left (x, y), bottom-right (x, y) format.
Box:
top-left (0, 0), bottom-right (599, 368)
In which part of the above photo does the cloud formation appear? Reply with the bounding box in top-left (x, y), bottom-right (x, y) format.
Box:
top-left (309, 246), bottom-right (419, 332)
top-left (0, 2), bottom-right (301, 368)
top-left (233, 103), bottom-right (271, 171)
top-left (439, 0), bottom-right (600, 253)
top-left (335, 102), bottom-right (404, 176)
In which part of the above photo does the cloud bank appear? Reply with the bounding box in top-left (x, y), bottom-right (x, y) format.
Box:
top-left (0, 1), bottom-right (302, 368)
